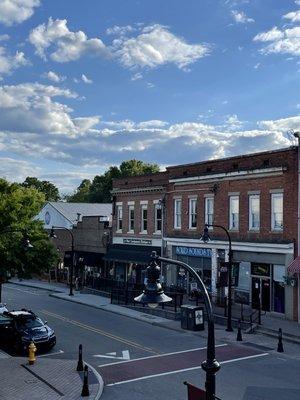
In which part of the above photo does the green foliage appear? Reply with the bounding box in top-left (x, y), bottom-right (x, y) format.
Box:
top-left (67, 160), bottom-right (159, 203)
top-left (0, 178), bottom-right (59, 278)
top-left (22, 176), bottom-right (60, 201)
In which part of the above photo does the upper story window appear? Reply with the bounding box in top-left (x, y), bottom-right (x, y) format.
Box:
top-left (174, 198), bottom-right (182, 229)
top-left (155, 203), bottom-right (162, 233)
top-left (141, 204), bottom-right (148, 233)
top-left (189, 198), bottom-right (197, 229)
top-left (271, 193), bottom-right (283, 231)
top-left (229, 196), bottom-right (239, 230)
top-left (205, 197), bottom-right (214, 226)
top-left (117, 205), bottom-right (123, 232)
top-left (128, 205), bottom-right (134, 232)
top-left (249, 194), bottom-right (260, 231)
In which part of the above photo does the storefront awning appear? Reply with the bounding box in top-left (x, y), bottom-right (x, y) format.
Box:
top-left (104, 245), bottom-right (161, 265)
top-left (287, 256), bottom-right (300, 275)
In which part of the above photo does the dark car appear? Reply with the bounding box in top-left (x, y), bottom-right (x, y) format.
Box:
top-left (0, 309), bottom-right (56, 354)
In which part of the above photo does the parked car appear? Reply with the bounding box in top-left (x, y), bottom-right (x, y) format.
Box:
top-left (0, 303), bottom-right (8, 314)
top-left (0, 309), bottom-right (56, 354)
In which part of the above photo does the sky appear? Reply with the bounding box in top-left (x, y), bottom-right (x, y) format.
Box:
top-left (0, 0), bottom-right (299, 194)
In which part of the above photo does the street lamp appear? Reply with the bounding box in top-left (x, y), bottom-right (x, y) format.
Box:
top-left (49, 226), bottom-right (74, 296)
top-left (0, 229), bottom-right (33, 302)
top-left (201, 224), bottom-right (233, 332)
top-left (135, 251), bottom-right (220, 400)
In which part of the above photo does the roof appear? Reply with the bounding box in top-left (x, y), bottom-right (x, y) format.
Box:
top-left (48, 202), bottom-right (112, 224)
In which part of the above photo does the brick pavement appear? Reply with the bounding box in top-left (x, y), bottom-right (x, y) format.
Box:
top-left (0, 357), bottom-right (103, 400)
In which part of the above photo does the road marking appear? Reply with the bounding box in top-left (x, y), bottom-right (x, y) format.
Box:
top-left (97, 344), bottom-right (228, 368)
top-left (106, 352), bottom-right (269, 386)
top-left (0, 349), bottom-right (10, 359)
top-left (40, 309), bottom-right (158, 354)
top-left (38, 350), bottom-right (64, 358)
top-left (94, 350), bottom-right (130, 361)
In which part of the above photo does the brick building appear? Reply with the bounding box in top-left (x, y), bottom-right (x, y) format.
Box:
top-left (111, 146), bottom-right (300, 321)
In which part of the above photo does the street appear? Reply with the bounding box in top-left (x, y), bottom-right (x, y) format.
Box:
top-left (2, 283), bottom-right (300, 400)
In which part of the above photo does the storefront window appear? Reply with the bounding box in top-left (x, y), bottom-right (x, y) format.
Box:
top-left (251, 263), bottom-right (270, 277)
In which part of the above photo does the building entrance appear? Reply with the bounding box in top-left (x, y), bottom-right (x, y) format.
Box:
top-left (251, 277), bottom-right (271, 311)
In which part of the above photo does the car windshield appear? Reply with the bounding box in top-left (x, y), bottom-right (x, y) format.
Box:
top-left (16, 317), bottom-right (44, 330)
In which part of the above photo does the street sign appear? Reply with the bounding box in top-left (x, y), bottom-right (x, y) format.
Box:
top-left (184, 382), bottom-right (206, 400)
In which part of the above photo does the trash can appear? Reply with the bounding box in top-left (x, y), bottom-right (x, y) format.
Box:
top-left (187, 306), bottom-right (205, 331)
top-left (180, 305), bottom-right (189, 329)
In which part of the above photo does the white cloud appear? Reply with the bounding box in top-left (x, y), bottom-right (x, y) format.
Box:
top-left (0, 157), bottom-right (40, 182)
top-left (81, 74), bottom-right (93, 84)
top-left (29, 17), bottom-right (107, 62)
top-left (259, 115), bottom-right (300, 132)
top-left (0, 34), bottom-right (10, 42)
top-left (284, 10), bottom-right (300, 23)
top-left (231, 10), bottom-right (254, 24)
top-left (224, 114), bottom-right (243, 130)
top-left (0, 0), bottom-right (40, 26)
top-left (43, 70), bottom-right (66, 82)
top-left (112, 24), bottom-right (210, 70)
top-left (131, 72), bottom-right (143, 81)
top-left (254, 27), bottom-right (284, 42)
top-left (106, 25), bottom-right (135, 36)
top-left (0, 47), bottom-right (28, 77)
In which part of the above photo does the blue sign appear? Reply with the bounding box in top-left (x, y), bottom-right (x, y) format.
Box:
top-left (175, 246), bottom-right (212, 258)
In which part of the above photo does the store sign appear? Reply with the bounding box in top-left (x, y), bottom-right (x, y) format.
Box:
top-left (175, 246), bottom-right (212, 258)
top-left (123, 238), bottom-right (152, 245)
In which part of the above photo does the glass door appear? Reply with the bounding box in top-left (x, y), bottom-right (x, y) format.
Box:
top-left (251, 277), bottom-right (271, 311)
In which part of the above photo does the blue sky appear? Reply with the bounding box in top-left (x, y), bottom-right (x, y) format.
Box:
top-left (0, 0), bottom-right (299, 193)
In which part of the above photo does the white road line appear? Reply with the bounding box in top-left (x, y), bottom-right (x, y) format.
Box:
top-left (98, 344), bottom-right (228, 368)
top-left (0, 350), bottom-right (10, 359)
top-left (4, 286), bottom-right (41, 295)
top-left (106, 352), bottom-right (269, 386)
top-left (38, 350), bottom-right (64, 358)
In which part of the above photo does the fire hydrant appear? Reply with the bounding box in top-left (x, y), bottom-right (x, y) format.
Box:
top-left (28, 341), bottom-right (37, 365)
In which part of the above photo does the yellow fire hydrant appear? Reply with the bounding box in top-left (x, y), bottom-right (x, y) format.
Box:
top-left (28, 341), bottom-right (37, 365)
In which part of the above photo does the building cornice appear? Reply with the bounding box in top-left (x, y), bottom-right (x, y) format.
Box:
top-left (112, 186), bottom-right (165, 195)
top-left (169, 166), bottom-right (286, 186)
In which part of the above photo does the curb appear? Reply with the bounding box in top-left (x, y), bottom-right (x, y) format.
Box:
top-left (7, 281), bottom-right (66, 293)
top-left (84, 361), bottom-right (104, 400)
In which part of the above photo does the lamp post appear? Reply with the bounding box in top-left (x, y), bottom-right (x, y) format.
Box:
top-left (135, 251), bottom-right (220, 400)
top-left (50, 226), bottom-right (74, 296)
top-left (201, 224), bottom-right (233, 332)
top-left (0, 229), bottom-right (33, 302)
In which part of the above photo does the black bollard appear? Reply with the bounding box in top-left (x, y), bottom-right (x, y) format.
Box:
top-left (81, 365), bottom-right (90, 397)
top-left (277, 328), bottom-right (284, 353)
top-left (236, 320), bottom-right (243, 341)
top-left (77, 344), bottom-right (84, 371)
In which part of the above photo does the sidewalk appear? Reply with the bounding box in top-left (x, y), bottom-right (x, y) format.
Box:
top-left (6, 279), bottom-right (300, 344)
top-left (0, 356), bottom-right (103, 400)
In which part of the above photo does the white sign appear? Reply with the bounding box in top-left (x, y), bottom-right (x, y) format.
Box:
top-left (195, 310), bottom-right (203, 325)
top-left (190, 282), bottom-right (198, 291)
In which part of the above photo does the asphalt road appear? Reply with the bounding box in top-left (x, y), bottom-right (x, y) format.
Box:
top-left (2, 283), bottom-right (300, 400)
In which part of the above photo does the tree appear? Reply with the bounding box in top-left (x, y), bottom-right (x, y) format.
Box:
top-left (22, 177), bottom-right (60, 201)
top-left (0, 178), bottom-right (59, 279)
top-left (66, 160), bottom-right (160, 203)
top-left (66, 179), bottom-right (91, 203)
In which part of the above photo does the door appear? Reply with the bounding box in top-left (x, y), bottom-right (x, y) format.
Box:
top-left (251, 277), bottom-right (270, 311)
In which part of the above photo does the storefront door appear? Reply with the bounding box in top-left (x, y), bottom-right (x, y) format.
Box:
top-left (251, 277), bottom-right (270, 311)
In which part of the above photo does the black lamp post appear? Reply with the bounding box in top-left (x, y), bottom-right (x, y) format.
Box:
top-left (50, 226), bottom-right (74, 296)
top-left (135, 251), bottom-right (220, 400)
top-left (0, 229), bottom-right (33, 302)
top-left (201, 224), bottom-right (233, 332)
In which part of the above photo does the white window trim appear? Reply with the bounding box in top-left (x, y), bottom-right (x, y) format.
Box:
top-left (174, 198), bottom-right (182, 229)
top-left (128, 205), bottom-right (135, 233)
top-left (116, 205), bottom-right (123, 233)
top-left (229, 195), bottom-right (239, 231)
top-left (154, 203), bottom-right (162, 234)
top-left (271, 192), bottom-right (283, 231)
top-left (189, 197), bottom-right (197, 230)
top-left (205, 197), bottom-right (214, 229)
top-left (140, 204), bottom-right (148, 234)
top-left (249, 194), bottom-right (260, 231)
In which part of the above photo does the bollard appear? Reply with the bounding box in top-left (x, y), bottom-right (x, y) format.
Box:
top-left (81, 365), bottom-right (90, 397)
top-left (77, 344), bottom-right (84, 371)
top-left (236, 320), bottom-right (243, 341)
top-left (277, 328), bottom-right (284, 353)
top-left (28, 341), bottom-right (37, 365)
